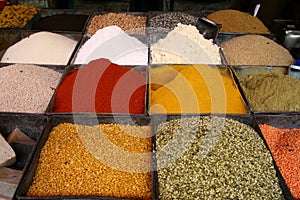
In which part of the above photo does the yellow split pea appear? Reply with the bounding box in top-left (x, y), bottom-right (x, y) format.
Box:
top-left (27, 123), bottom-right (152, 199)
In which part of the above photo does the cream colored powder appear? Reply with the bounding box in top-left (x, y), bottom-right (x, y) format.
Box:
top-left (151, 23), bottom-right (221, 64)
top-left (1, 31), bottom-right (77, 65)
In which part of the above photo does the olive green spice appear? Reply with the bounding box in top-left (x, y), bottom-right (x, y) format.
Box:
top-left (155, 116), bottom-right (283, 199)
top-left (239, 71), bottom-right (300, 112)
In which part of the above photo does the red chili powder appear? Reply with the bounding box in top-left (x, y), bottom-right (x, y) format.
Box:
top-left (259, 124), bottom-right (300, 200)
top-left (53, 58), bottom-right (146, 114)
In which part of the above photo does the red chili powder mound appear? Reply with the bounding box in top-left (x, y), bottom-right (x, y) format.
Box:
top-left (53, 58), bottom-right (146, 113)
top-left (259, 124), bottom-right (300, 200)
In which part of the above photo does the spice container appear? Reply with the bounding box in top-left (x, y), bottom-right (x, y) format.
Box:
top-left (14, 114), bottom-right (155, 200)
top-left (151, 114), bottom-right (293, 200)
top-left (0, 113), bottom-right (47, 170)
top-left (0, 29), bottom-right (20, 59)
top-left (0, 63), bottom-right (66, 114)
top-left (31, 9), bottom-right (91, 33)
top-left (71, 31), bottom-right (148, 65)
top-left (255, 114), bottom-right (300, 200)
top-left (49, 59), bottom-right (148, 115)
top-left (231, 66), bottom-right (300, 114)
top-left (148, 64), bottom-right (249, 114)
top-left (85, 11), bottom-right (148, 36)
top-left (0, 30), bottom-right (82, 65)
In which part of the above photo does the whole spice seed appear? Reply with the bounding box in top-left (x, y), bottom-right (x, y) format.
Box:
top-left (207, 9), bottom-right (270, 34)
top-left (149, 12), bottom-right (198, 31)
top-left (221, 35), bottom-right (294, 66)
top-left (239, 71), bottom-right (300, 112)
top-left (155, 116), bottom-right (283, 199)
top-left (87, 13), bottom-right (146, 35)
top-left (0, 64), bottom-right (61, 113)
top-left (53, 58), bottom-right (146, 114)
top-left (259, 124), bottom-right (300, 200)
top-left (27, 123), bottom-right (151, 199)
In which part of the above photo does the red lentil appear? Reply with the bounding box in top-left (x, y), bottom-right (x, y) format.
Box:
top-left (259, 124), bottom-right (300, 200)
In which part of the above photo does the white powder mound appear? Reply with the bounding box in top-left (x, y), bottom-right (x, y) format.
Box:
top-left (1, 31), bottom-right (77, 65)
top-left (74, 26), bottom-right (148, 65)
top-left (151, 23), bottom-right (221, 64)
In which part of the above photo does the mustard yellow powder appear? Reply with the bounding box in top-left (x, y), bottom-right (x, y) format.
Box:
top-left (150, 65), bottom-right (247, 114)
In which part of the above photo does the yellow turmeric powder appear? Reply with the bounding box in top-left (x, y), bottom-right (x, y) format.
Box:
top-left (150, 65), bottom-right (247, 114)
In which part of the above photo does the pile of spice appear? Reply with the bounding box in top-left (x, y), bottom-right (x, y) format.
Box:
top-left (87, 13), bottom-right (146, 34)
top-left (74, 26), bottom-right (148, 65)
top-left (151, 23), bottom-right (221, 64)
top-left (239, 71), bottom-right (300, 112)
top-left (0, 64), bottom-right (62, 113)
top-left (150, 65), bottom-right (247, 114)
top-left (54, 58), bottom-right (146, 114)
top-left (221, 35), bottom-right (294, 66)
top-left (207, 9), bottom-right (270, 34)
top-left (1, 31), bottom-right (77, 65)
top-left (259, 124), bottom-right (300, 200)
top-left (149, 12), bottom-right (198, 31)
top-left (0, 4), bottom-right (38, 28)
top-left (32, 14), bottom-right (89, 32)
top-left (27, 123), bottom-right (151, 199)
top-left (155, 116), bottom-right (283, 199)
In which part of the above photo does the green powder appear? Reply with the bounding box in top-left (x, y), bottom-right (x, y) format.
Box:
top-left (239, 71), bottom-right (300, 112)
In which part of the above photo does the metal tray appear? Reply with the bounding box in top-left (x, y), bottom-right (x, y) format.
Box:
top-left (230, 65), bottom-right (300, 115)
top-left (0, 29), bottom-right (21, 60)
top-left (47, 64), bottom-right (148, 115)
top-left (0, 113), bottom-right (47, 170)
top-left (14, 114), bottom-right (156, 200)
top-left (147, 64), bottom-right (250, 115)
top-left (31, 9), bottom-right (92, 33)
top-left (150, 114), bottom-right (293, 200)
top-left (70, 33), bottom-right (148, 65)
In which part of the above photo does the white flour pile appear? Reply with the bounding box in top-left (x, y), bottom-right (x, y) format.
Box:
top-left (0, 64), bottom-right (62, 113)
top-left (151, 23), bottom-right (221, 64)
top-left (1, 31), bottom-right (77, 65)
top-left (74, 26), bottom-right (148, 65)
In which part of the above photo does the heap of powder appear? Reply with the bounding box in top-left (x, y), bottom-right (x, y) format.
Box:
top-left (239, 71), bottom-right (300, 112)
top-left (259, 124), bottom-right (300, 200)
top-left (54, 58), bottom-right (146, 114)
top-left (0, 64), bottom-right (62, 113)
top-left (151, 23), bottom-right (221, 64)
top-left (32, 14), bottom-right (89, 32)
top-left (1, 31), bottom-right (77, 65)
top-left (74, 26), bottom-right (148, 65)
top-left (149, 12), bottom-right (198, 31)
top-left (150, 65), bottom-right (247, 114)
top-left (221, 35), bottom-right (294, 66)
top-left (207, 9), bottom-right (270, 34)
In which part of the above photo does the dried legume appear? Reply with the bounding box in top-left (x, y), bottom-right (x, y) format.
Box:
top-left (0, 64), bottom-right (61, 113)
top-left (27, 123), bottom-right (151, 199)
top-left (207, 9), bottom-right (270, 34)
top-left (239, 71), bottom-right (300, 112)
top-left (259, 124), bottom-right (300, 200)
top-left (221, 35), bottom-right (294, 66)
top-left (149, 12), bottom-right (198, 31)
top-left (156, 116), bottom-right (283, 199)
top-left (87, 13), bottom-right (146, 35)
